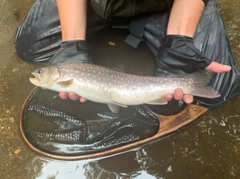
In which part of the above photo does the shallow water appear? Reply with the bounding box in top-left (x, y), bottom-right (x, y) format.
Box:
top-left (1, 0), bottom-right (240, 179)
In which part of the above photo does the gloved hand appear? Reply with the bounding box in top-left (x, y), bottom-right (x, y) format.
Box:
top-left (48, 40), bottom-right (92, 102)
top-left (155, 35), bottom-right (212, 77)
top-left (49, 40), bottom-right (93, 65)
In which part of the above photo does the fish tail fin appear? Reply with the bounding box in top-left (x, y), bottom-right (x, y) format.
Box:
top-left (187, 70), bottom-right (220, 98)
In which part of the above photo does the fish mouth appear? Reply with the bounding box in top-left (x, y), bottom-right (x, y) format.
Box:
top-left (29, 72), bottom-right (45, 86)
top-left (30, 72), bottom-right (41, 82)
top-left (29, 77), bottom-right (39, 83)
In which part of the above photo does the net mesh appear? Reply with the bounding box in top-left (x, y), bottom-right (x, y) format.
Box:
top-left (22, 88), bottom-right (159, 156)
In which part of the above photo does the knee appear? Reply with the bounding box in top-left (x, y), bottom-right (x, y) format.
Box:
top-left (15, 27), bottom-right (36, 63)
top-left (15, 26), bottom-right (61, 64)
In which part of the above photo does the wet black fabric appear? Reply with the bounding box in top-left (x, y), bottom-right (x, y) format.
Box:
top-left (15, 0), bottom-right (240, 107)
top-left (90, 0), bottom-right (172, 19)
top-left (15, 0), bottom-right (61, 63)
top-left (203, 0), bottom-right (209, 6)
top-left (155, 35), bottom-right (212, 76)
top-left (90, 0), bottom-right (207, 19)
top-left (49, 40), bottom-right (93, 65)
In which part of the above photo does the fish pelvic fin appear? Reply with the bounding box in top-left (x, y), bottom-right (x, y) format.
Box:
top-left (188, 70), bottom-right (220, 98)
top-left (108, 104), bottom-right (120, 113)
top-left (56, 79), bottom-right (74, 87)
top-left (108, 102), bottom-right (128, 113)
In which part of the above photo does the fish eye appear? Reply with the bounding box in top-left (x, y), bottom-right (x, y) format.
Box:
top-left (37, 69), bottom-right (43, 74)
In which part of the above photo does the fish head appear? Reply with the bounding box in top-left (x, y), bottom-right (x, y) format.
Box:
top-left (29, 66), bottom-right (60, 87)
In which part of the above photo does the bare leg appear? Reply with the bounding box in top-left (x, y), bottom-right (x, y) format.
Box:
top-left (167, 0), bottom-right (204, 37)
top-left (167, 0), bottom-right (230, 73)
top-left (165, 0), bottom-right (231, 103)
top-left (57, 0), bottom-right (87, 41)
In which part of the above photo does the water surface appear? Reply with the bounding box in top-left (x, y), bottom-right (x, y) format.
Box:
top-left (1, 0), bottom-right (240, 178)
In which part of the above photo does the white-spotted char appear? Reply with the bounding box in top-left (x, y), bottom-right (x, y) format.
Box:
top-left (29, 62), bottom-right (220, 112)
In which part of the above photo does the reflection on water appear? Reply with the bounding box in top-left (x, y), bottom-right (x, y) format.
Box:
top-left (1, 0), bottom-right (240, 178)
top-left (28, 152), bottom-right (159, 179)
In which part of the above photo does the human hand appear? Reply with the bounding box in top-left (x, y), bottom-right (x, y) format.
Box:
top-left (49, 40), bottom-right (92, 65)
top-left (163, 62), bottom-right (231, 104)
top-left (59, 92), bottom-right (87, 102)
top-left (48, 40), bottom-right (92, 101)
top-left (156, 35), bottom-right (232, 103)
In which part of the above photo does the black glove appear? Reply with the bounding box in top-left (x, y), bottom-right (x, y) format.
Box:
top-left (155, 35), bottom-right (212, 77)
top-left (49, 40), bottom-right (93, 65)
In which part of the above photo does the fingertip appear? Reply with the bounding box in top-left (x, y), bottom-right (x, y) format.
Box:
top-left (173, 88), bottom-right (184, 100)
top-left (223, 65), bottom-right (231, 72)
top-left (164, 94), bottom-right (173, 101)
top-left (59, 92), bottom-right (68, 100)
top-left (80, 97), bottom-right (87, 103)
top-left (206, 62), bottom-right (231, 73)
top-left (183, 95), bottom-right (193, 104)
top-left (68, 92), bottom-right (80, 101)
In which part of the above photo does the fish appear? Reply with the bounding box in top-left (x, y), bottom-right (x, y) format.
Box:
top-left (29, 62), bottom-right (220, 113)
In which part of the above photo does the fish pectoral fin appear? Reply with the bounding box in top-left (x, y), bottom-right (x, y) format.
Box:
top-left (56, 79), bottom-right (74, 87)
top-left (108, 102), bottom-right (127, 113)
top-left (145, 98), bottom-right (168, 105)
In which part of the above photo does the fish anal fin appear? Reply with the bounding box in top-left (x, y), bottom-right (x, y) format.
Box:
top-left (191, 86), bottom-right (220, 98)
top-left (56, 79), bottom-right (74, 87)
top-left (145, 98), bottom-right (168, 105)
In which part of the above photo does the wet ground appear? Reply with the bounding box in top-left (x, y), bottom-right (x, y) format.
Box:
top-left (1, 0), bottom-right (240, 178)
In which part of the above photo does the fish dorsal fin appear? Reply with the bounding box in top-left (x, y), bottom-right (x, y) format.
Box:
top-left (145, 98), bottom-right (168, 105)
top-left (56, 79), bottom-right (74, 87)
